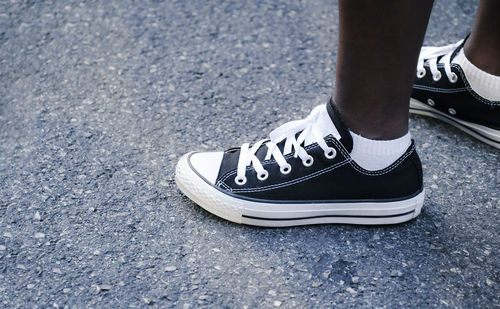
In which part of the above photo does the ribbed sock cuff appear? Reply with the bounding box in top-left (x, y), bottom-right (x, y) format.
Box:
top-left (349, 131), bottom-right (412, 171)
top-left (452, 49), bottom-right (500, 101)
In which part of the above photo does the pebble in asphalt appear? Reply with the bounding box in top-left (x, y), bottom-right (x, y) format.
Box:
top-left (0, 0), bottom-right (498, 308)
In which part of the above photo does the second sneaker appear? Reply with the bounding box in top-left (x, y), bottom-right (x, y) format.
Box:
top-left (411, 39), bottom-right (500, 149)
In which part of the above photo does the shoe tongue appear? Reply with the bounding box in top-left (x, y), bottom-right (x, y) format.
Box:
top-left (450, 35), bottom-right (468, 62)
top-left (326, 98), bottom-right (353, 153)
top-left (256, 104), bottom-right (344, 157)
top-left (304, 104), bottom-right (342, 146)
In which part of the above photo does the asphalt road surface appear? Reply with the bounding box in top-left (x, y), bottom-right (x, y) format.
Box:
top-left (0, 0), bottom-right (498, 308)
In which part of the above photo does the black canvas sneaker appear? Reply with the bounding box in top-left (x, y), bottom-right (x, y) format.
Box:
top-left (175, 99), bottom-right (425, 227)
top-left (410, 39), bottom-right (500, 149)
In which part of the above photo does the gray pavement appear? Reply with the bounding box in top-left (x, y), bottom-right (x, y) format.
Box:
top-left (0, 0), bottom-right (498, 308)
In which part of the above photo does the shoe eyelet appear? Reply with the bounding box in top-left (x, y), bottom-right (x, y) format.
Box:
top-left (324, 147), bottom-right (336, 159)
top-left (448, 108), bottom-right (456, 115)
top-left (280, 163), bottom-right (292, 175)
top-left (432, 71), bottom-right (442, 81)
top-left (302, 155), bottom-right (314, 167)
top-left (449, 73), bottom-right (458, 83)
top-left (416, 69), bottom-right (426, 78)
top-left (427, 98), bottom-right (435, 106)
top-left (257, 170), bottom-right (269, 181)
top-left (235, 176), bottom-right (247, 185)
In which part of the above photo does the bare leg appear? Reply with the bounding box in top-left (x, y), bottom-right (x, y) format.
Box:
top-left (464, 0), bottom-right (500, 76)
top-left (333, 0), bottom-right (434, 140)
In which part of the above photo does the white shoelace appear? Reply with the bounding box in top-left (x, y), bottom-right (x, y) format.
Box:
top-left (235, 105), bottom-right (336, 185)
top-left (416, 40), bottom-right (463, 83)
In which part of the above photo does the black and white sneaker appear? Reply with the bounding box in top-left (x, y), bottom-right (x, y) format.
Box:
top-left (410, 39), bottom-right (500, 149)
top-left (175, 99), bottom-right (425, 227)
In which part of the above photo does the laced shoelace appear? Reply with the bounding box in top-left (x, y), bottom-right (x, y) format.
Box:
top-left (416, 40), bottom-right (463, 83)
top-left (235, 105), bottom-right (337, 185)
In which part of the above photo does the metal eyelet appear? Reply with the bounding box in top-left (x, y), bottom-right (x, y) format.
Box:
top-left (302, 155), bottom-right (314, 167)
top-left (432, 71), bottom-right (442, 81)
top-left (324, 147), bottom-right (336, 159)
top-left (427, 98), bottom-right (435, 106)
top-left (449, 73), bottom-right (458, 83)
top-left (280, 163), bottom-right (292, 175)
top-left (448, 108), bottom-right (456, 115)
top-left (235, 176), bottom-right (247, 185)
top-left (416, 69), bottom-right (426, 78)
top-left (257, 170), bottom-right (269, 181)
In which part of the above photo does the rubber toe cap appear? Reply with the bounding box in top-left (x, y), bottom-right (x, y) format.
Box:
top-left (188, 152), bottom-right (224, 185)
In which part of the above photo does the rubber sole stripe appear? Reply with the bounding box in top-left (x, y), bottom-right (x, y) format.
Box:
top-left (242, 209), bottom-right (415, 221)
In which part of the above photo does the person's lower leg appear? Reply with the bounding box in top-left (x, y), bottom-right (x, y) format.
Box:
top-left (333, 0), bottom-right (434, 140)
top-left (464, 0), bottom-right (500, 76)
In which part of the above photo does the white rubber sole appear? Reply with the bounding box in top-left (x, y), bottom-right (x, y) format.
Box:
top-left (175, 153), bottom-right (425, 227)
top-left (410, 99), bottom-right (500, 150)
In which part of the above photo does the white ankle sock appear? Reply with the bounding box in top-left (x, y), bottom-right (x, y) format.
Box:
top-left (452, 49), bottom-right (500, 101)
top-left (349, 131), bottom-right (412, 171)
